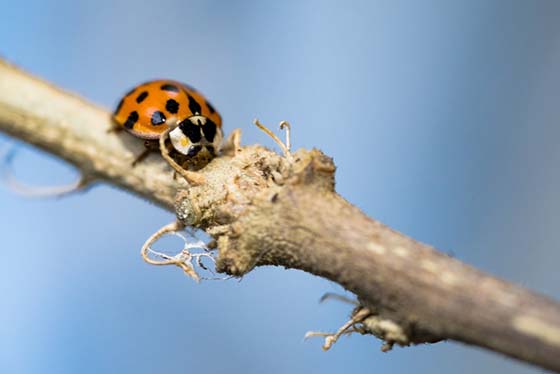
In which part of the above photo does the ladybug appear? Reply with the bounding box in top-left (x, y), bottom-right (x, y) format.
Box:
top-left (113, 79), bottom-right (223, 169)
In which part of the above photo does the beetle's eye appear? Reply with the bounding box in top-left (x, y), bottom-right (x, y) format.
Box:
top-left (187, 145), bottom-right (202, 157)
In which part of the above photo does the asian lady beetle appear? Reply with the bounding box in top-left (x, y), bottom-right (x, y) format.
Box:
top-left (113, 79), bottom-right (223, 169)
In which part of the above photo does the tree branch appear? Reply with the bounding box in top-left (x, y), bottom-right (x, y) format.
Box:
top-left (1, 59), bottom-right (559, 372)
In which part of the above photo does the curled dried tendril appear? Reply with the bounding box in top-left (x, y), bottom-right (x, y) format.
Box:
top-left (253, 119), bottom-right (292, 160)
top-left (304, 293), bottom-right (366, 350)
top-left (141, 221), bottom-right (228, 282)
top-left (304, 307), bottom-right (375, 351)
top-left (0, 144), bottom-right (92, 198)
top-left (304, 293), bottom-right (407, 352)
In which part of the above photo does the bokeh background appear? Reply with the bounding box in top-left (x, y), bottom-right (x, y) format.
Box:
top-left (1, 1), bottom-right (560, 373)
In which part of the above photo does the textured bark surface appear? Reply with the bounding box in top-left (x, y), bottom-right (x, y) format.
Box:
top-left (1, 59), bottom-right (560, 372)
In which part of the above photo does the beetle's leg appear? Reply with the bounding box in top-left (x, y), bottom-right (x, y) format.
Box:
top-left (106, 120), bottom-right (123, 134)
top-left (128, 139), bottom-right (165, 167)
top-left (131, 142), bottom-right (154, 166)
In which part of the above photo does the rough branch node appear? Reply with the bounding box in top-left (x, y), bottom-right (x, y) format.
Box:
top-left (306, 294), bottom-right (441, 351)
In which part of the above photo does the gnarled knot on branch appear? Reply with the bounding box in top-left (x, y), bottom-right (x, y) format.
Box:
top-left (171, 120), bottom-right (336, 278)
top-left (142, 119), bottom-right (335, 279)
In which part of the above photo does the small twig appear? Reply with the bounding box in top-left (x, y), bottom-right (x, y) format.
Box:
top-left (305, 308), bottom-right (373, 351)
top-left (279, 121), bottom-right (291, 152)
top-left (319, 293), bottom-right (359, 306)
top-left (253, 119), bottom-right (291, 158)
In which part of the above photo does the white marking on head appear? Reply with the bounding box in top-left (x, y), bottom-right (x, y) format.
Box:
top-left (170, 127), bottom-right (191, 155)
top-left (188, 115), bottom-right (207, 126)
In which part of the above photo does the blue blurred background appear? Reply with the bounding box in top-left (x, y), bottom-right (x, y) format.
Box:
top-left (1, 1), bottom-right (560, 373)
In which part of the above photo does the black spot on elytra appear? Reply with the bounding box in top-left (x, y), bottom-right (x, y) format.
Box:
top-left (160, 83), bottom-right (179, 93)
top-left (187, 145), bottom-right (202, 157)
top-left (206, 100), bottom-right (216, 114)
top-left (186, 93), bottom-right (202, 115)
top-left (136, 91), bottom-right (148, 103)
top-left (179, 120), bottom-right (202, 143)
top-left (124, 111), bottom-right (139, 129)
top-left (202, 118), bottom-right (217, 142)
top-left (115, 98), bottom-right (124, 114)
top-left (166, 99), bottom-right (179, 114)
top-left (151, 111), bottom-right (166, 126)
